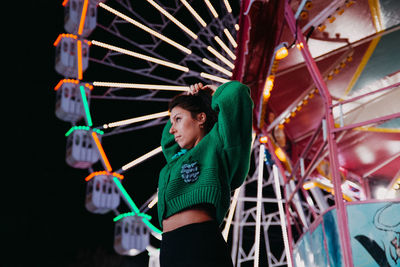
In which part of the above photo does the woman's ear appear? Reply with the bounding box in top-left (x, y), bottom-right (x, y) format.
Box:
top-left (197, 112), bottom-right (207, 125)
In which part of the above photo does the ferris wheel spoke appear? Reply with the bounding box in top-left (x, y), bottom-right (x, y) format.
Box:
top-left (89, 57), bottom-right (184, 86)
top-left (93, 81), bottom-right (188, 91)
top-left (93, 0), bottom-right (238, 86)
top-left (146, 0), bottom-right (198, 39)
top-left (96, 23), bottom-right (177, 63)
top-left (92, 40), bottom-right (190, 72)
top-left (99, 2), bottom-right (192, 55)
top-left (223, 0), bottom-right (233, 13)
top-left (119, 146), bottom-right (163, 173)
top-left (100, 117), bottom-right (168, 137)
top-left (102, 110), bottom-right (170, 129)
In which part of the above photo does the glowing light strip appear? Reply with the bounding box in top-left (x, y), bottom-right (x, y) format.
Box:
top-left (179, 0), bottom-right (207, 27)
top-left (254, 143), bottom-right (265, 267)
top-left (65, 126), bottom-right (104, 137)
top-left (92, 132), bottom-right (113, 172)
top-left (79, 86), bottom-right (92, 126)
top-left (272, 165), bottom-right (293, 267)
top-left (223, 0), bottom-right (232, 13)
top-left (112, 177), bottom-right (163, 234)
top-left (200, 72), bottom-right (230, 83)
top-left (54, 79), bottom-right (79, 91)
top-left (93, 81), bottom-right (188, 91)
top-left (214, 36), bottom-right (236, 60)
top-left (204, 0), bottom-right (218, 18)
top-left (103, 111), bottom-right (170, 129)
top-left (207, 46), bottom-right (235, 69)
top-left (77, 40), bottom-right (83, 80)
top-left (62, 0), bottom-right (70, 7)
top-left (146, 0), bottom-right (198, 40)
top-left (99, 3), bottom-right (191, 55)
top-left (121, 146), bottom-right (163, 171)
top-left (113, 212), bottom-right (151, 222)
top-left (91, 40), bottom-right (189, 72)
top-left (224, 28), bottom-right (238, 48)
top-left (141, 218), bottom-right (163, 234)
top-left (222, 186), bottom-right (240, 241)
top-left (112, 177), bottom-right (140, 213)
top-left (202, 58), bottom-right (232, 77)
top-left (78, 0), bottom-right (89, 35)
top-left (148, 195), bottom-right (158, 209)
top-left (84, 171), bottom-right (124, 182)
top-left (53, 33), bottom-right (77, 47)
top-left (222, 133), bottom-right (255, 241)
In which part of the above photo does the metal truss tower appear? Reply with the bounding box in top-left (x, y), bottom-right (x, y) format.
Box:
top-left (228, 139), bottom-right (331, 267)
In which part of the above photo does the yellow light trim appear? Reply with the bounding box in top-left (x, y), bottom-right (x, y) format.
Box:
top-left (296, 42), bottom-right (304, 50)
top-left (99, 3), bottom-right (191, 55)
top-left (368, 0), bottom-right (384, 32)
top-left (263, 76), bottom-right (274, 98)
top-left (214, 36), bottom-right (236, 60)
top-left (204, 0), bottom-right (218, 18)
top-left (146, 0), bottom-right (198, 40)
top-left (303, 181), bottom-right (316, 190)
top-left (91, 40), bottom-right (189, 72)
top-left (222, 186), bottom-right (241, 241)
top-left (103, 111), bottom-right (170, 129)
top-left (275, 46), bottom-right (288, 60)
top-left (223, 0), bottom-right (232, 13)
top-left (224, 28), bottom-right (238, 48)
top-left (121, 146), bottom-right (163, 171)
top-left (303, 180), bottom-right (354, 202)
top-left (179, 0), bottom-right (207, 27)
top-left (342, 36), bottom-right (381, 98)
top-left (207, 46), bottom-right (235, 69)
top-left (234, 24), bottom-right (240, 31)
top-left (353, 126), bottom-right (400, 133)
top-left (202, 58), bottom-right (233, 77)
top-left (275, 147), bottom-right (287, 162)
top-left (93, 81), bottom-right (188, 91)
top-left (200, 72), bottom-right (230, 84)
top-left (148, 195), bottom-right (158, 209)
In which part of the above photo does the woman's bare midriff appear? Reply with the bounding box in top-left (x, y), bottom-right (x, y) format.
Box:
top-left (162, 206), bottom-right (215, 232)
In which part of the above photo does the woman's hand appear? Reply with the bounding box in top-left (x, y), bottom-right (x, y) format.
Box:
top-left (188, 83), bottom-right (218, 96)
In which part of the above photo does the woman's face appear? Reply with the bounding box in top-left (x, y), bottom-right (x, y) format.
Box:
top-left (169, 106), bottom-right (206, 149)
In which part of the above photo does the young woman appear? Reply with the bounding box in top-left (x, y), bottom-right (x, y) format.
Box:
top-left (158, 81), bottom-right (253, 266)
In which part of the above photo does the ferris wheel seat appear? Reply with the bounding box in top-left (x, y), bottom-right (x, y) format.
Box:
top-left (64, 0), bottom-right (97, 38)
top-left (66, 129), bottom-right (100, 169)
top-left (85, 174), bottom-right (120, 214)
top-left (54, 35), bottom-right (89, 78)
top-left (55, 82), bottom-right (91, 122)
top-left (114, 216), bottom-right (150, 256)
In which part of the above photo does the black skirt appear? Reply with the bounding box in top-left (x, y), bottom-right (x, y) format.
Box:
top-left (160, 220), bottom-right (234, 267)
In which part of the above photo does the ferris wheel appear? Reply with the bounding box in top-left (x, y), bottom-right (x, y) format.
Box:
top-left (53, 0), bottom-right (246, 262)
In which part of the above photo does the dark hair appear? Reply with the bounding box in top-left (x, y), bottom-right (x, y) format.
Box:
top-left (168, 89), bottom-right (218, 133)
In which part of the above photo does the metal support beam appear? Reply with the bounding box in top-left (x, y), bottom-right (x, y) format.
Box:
top-left (284, 2), bottom-right (354, 266)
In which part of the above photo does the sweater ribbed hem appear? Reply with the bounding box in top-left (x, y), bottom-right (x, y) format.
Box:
top-left (162, 186), bottom-right (221, 225)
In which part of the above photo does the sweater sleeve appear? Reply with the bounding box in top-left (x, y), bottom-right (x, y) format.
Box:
top-left (211, 81), bottom-right (254, 190)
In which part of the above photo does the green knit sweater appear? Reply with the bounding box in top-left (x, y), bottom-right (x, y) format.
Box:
top-left (157, 81), bottom-right (253, 229)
